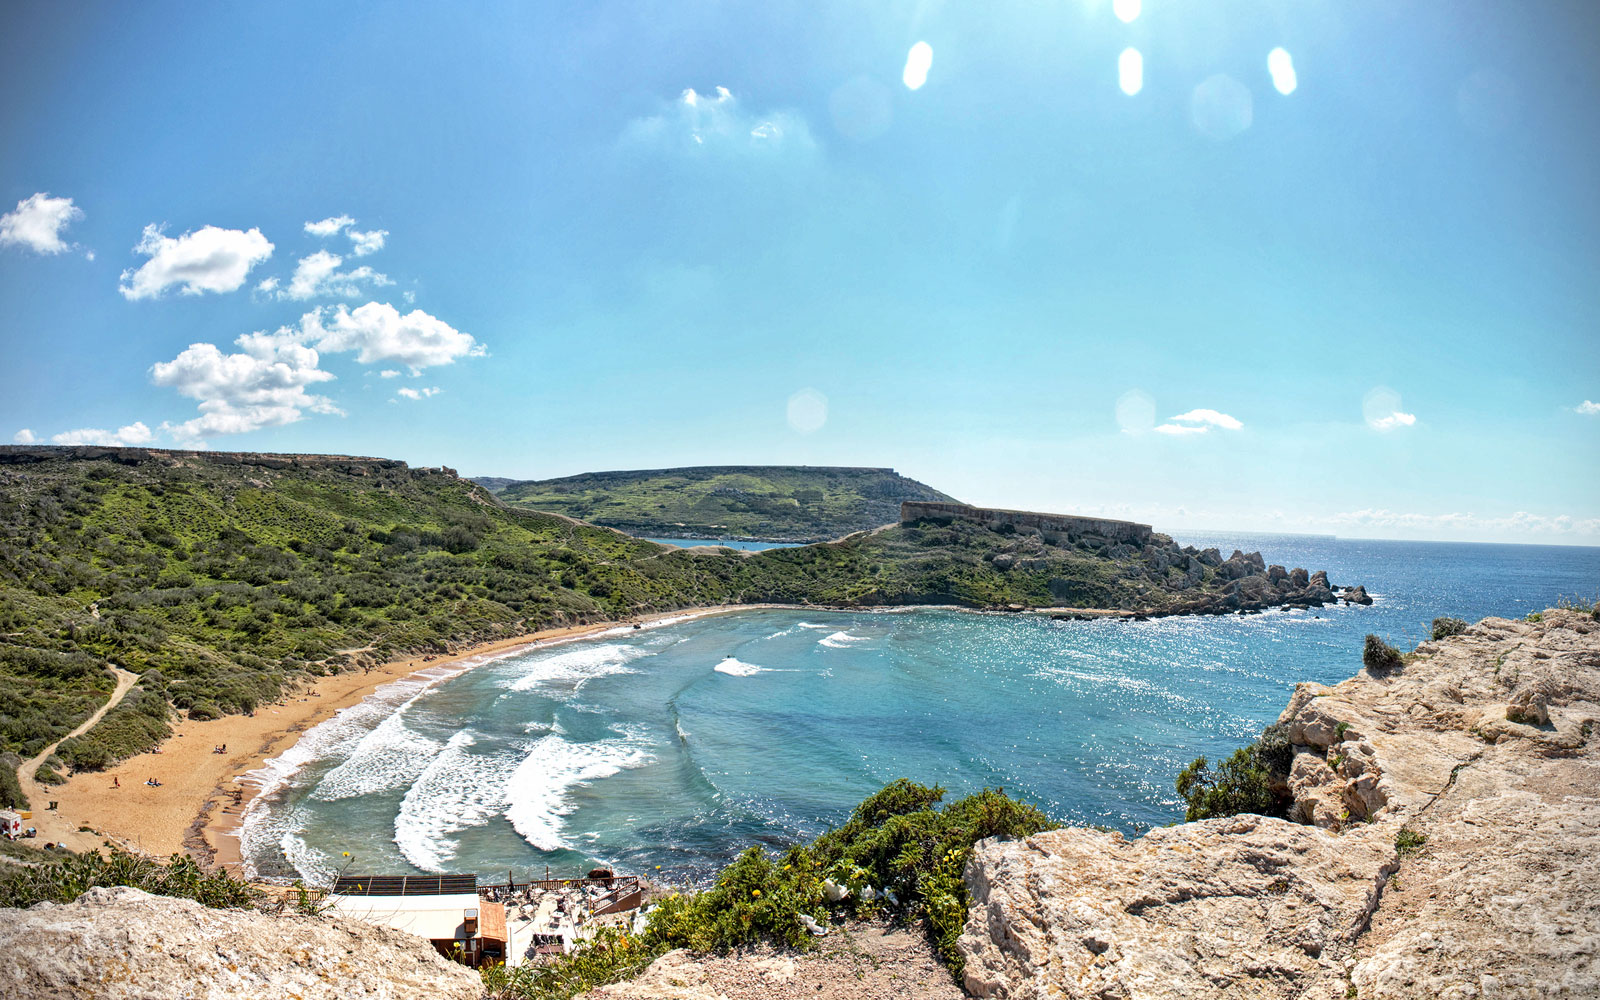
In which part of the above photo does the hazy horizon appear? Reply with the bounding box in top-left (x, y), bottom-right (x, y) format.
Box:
top-left (2, 1), bottom-right (1596, 546)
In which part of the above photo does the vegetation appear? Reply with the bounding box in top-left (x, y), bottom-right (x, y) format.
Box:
top-left (1, 450), bottom-right (1251, 782)
top-left (484, 780), bottom-right (1053, 998)
top-left (1175, 723), bottom-right (1293, 822)
top-left (1394, 827), bottom-right (1428, 857)
top-left (489, 465), bottom-right (958, 541)
top-left (1362, 635), bottom-right (1404, 671)
top-left (0, 846), bottom-right (257, 909)
top-left (1430, 617), bottom-right (1468, 641)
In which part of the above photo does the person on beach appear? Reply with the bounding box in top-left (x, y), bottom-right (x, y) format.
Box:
top-left (113, 776), bottom-right (119, 787)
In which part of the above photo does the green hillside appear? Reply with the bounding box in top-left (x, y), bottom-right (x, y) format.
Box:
top-left (0, 447), bottom-right (1325, 807)
top-left (488, 466), bottom-right (958, 541)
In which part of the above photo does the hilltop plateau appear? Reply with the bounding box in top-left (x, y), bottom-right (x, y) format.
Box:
top-left (484, 465), bottom-right (958, 541)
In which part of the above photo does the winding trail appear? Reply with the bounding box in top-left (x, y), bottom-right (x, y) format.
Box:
top-left (15, 665), bottom-right (139, 853)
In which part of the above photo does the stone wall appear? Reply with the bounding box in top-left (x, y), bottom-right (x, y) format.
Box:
top-left (899, 501), bottom-right (1152, 545)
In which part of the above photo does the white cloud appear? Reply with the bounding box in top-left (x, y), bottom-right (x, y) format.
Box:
top-left (300, 301), bottom-right (483, 371)
top-left (623, 86), bottom-right (815, 157)
top-left (0, 193), bottom-right (83, 254)
top-left (278, 249), bottom-right (391, 300)
top-left (150, 332), bottom-right (340, 441)
top-left (395, 386), bottom-right (442, 400)
top-left (1325, 508), bottom-right (1600, 538)
top-left (12, 429), bottom-right (37, 444)
top-left (257, 276), bottom-right (280, 293)
top-left (348, 228), bottom-right (387, 256)
top-left (305, 215), bottom-right (355, 237)
top-left (51, 422), bottom-right (154, 446)
top-left (379, 369), bottom-right (401, 378)
top-left (119, 224), bottom-right (274, 300)
top-left (1154, 408), bottom-right (1243, 435)
top-left (1576, 400), bottom-right (1600, 416)
top-left (1368, 410), bottom-right (1417, 432)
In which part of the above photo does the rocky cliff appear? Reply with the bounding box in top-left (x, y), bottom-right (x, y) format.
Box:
top-left (957, 608), bottom-right (1600, 999)
top-left (0, 886), bottom-right (484, 1000)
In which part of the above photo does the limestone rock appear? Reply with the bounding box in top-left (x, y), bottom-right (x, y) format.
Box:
top-left (959, 608), bottom-right (1600, 1000)
top-left (1344, 585), bottom-right (1373, 605)
top-left (0, 886), bottom-right (483, 1000)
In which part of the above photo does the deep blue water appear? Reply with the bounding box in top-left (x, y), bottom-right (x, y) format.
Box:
top-left (240, 535), bottom-right (1599, 885)
top-left (644, 537), bottom-right (801, 551)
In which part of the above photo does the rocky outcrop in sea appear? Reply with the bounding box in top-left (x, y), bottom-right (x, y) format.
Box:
top-left (957, 607), bottom-right (1600, 999)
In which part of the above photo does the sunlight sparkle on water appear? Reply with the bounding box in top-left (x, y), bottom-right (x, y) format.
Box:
top-left (1113, 0), bottom-right (1141, 24)
top-left (903, 42), bottom-right (933, 90)
top-left (1118, 48), bottom-right (1143, 96)
top-left (1268, 48), bottom-right (1298, 95)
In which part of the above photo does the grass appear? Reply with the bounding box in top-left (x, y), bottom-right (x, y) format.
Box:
top-left (1395, 827), bottom-right (1428, 857)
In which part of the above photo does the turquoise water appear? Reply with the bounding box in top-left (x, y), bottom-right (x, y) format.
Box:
top-left (644, 537), bottom-right (801, 551)
top-left (241, 535), bottom-right (1600, 884)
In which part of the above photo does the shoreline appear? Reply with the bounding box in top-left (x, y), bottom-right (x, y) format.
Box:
top-left (42, 595), bottom-right (1358, 875)
top-left (40, 604), bottom-right (779, 870)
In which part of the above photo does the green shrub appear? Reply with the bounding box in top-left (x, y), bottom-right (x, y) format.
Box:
top-left (1362, 635), bottom-right (1403, 671)
top-left (1430, 617), bottom-right (1468, 641)
top-left (1394, 827), bottom-right (1427, 857)
top-left (1525, 611), bottom-right (1544, 623)
top-left (0, 759), bottom-right (26, 810)
top-left (484, 781), bottom-right (1053, 999)
top-left (34, 763), bottom-right (66, 785)
top-left (0, 847), bottom-right (257, 909)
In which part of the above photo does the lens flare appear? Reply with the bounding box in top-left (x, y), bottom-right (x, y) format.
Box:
top-left (1118, 48), bottom-right (1143, 96)
top-left (903, 42), bottom-right (933, 91)
top-left (1113, 0), bottom-right (1141, 24)
top-left (1268, 48), bottom-right (1297, 95)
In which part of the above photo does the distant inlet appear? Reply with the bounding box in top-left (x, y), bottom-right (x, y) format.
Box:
top-left (899, 501), bottom-right (1153, 546)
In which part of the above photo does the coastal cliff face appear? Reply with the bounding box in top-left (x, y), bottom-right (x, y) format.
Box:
top-left (0, 886), bottom-right (483, 1000)
top-left (957, 608), bottom-right (1600, 999)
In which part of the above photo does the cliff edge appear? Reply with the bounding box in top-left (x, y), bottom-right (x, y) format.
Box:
top-left (958, 608), bottom-right (1600, 999)
top-left (0, 886), bottom-right (483, 1000)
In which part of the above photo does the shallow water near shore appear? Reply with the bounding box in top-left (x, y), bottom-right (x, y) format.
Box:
top-left (240, 533), bottom-right (1600, 885)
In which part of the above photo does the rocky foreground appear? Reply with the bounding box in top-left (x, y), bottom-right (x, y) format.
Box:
top-left (0, 886), bottom-right (483, 1000)
top-left (959, 608), bottom-right (1600, 999)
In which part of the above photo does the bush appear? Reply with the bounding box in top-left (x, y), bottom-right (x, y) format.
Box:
top-left (1362, 635), bottom-right (1403, 671)
top-left (485, 781), bottom-right (1053, 998)
top-left (1430, 617), bottom-right (1468, 641)
top-left (1176, 739), bottom-right (1289, 823)
top-left (0, 847), bottom-right (257, 909)
top-left (0, 758), bottom-right (26, 809)
top-left (1394, 827), bottom-right (1427, 857)
top-left (34, 763), bottom-right (66, 785)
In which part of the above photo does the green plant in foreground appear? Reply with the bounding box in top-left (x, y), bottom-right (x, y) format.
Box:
top-left (484, 780), bottom-right (1052, 999)
top-left (1362, 635), bottom-right (1403, 671)
top-left (0, 846), bottom-right (257, 910)
top-left (1175, 723), bottom-right (1292, 823)
top-left (1430, 617), bottom-right (1468, 641)
top-left (1395, 827), bottom-right (1428, 857)
top-left (1525, 611), bottom-right (1544, 623)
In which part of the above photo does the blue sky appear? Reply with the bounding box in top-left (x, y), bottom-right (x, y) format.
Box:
top-left (2, 1), bottom-right (1596, 544)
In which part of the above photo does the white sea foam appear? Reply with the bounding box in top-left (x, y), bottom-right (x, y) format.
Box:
top-left (818, 631), bottom-right (870, 648)
top-left (796, 622), bottom-right (832, 630)
top-left (279, 827), bottom-right (336, 887)
top-left (311, 710), bottom-right (443, 801)
top-left (503, 643), bottom-right (649, 693)
top-left (394, 731), bottom-right (517, 872)
top-left (504, 733), bottom-right (651, 852)
top-left (714, 658), bottom-right (770, 676)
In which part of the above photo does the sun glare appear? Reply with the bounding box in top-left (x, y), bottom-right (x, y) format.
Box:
top-left (903, 42), bottom-right (933, 91)
top-left (1118, 47), bottom-right (1143, 96)
top-left (1113, 0), bottom-right (1141, 24)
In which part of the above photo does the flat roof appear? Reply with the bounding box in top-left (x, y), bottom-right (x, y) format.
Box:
top-left (328, 893), bottom-right (482, 941)
top-left (333, 874), bottom-right (477, 896)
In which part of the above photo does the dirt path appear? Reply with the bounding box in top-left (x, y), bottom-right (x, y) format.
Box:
top-left (15, 665), bottom-right (140, 852)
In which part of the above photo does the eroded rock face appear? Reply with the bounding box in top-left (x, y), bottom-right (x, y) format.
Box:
top-left (959, 609), bottom-right (1600, 1000)
top-left (0, 886), bottom-right (483, 1000)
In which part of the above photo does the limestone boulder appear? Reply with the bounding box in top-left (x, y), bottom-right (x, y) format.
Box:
top-left (0, 887), bottom-right (483, 1000)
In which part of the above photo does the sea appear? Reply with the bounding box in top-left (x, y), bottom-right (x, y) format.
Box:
top-left (238, 533), bottom-right (1600, 886)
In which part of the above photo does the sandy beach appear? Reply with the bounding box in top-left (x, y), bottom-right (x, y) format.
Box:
top-left (29, 605), bottom-right (773, 869)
